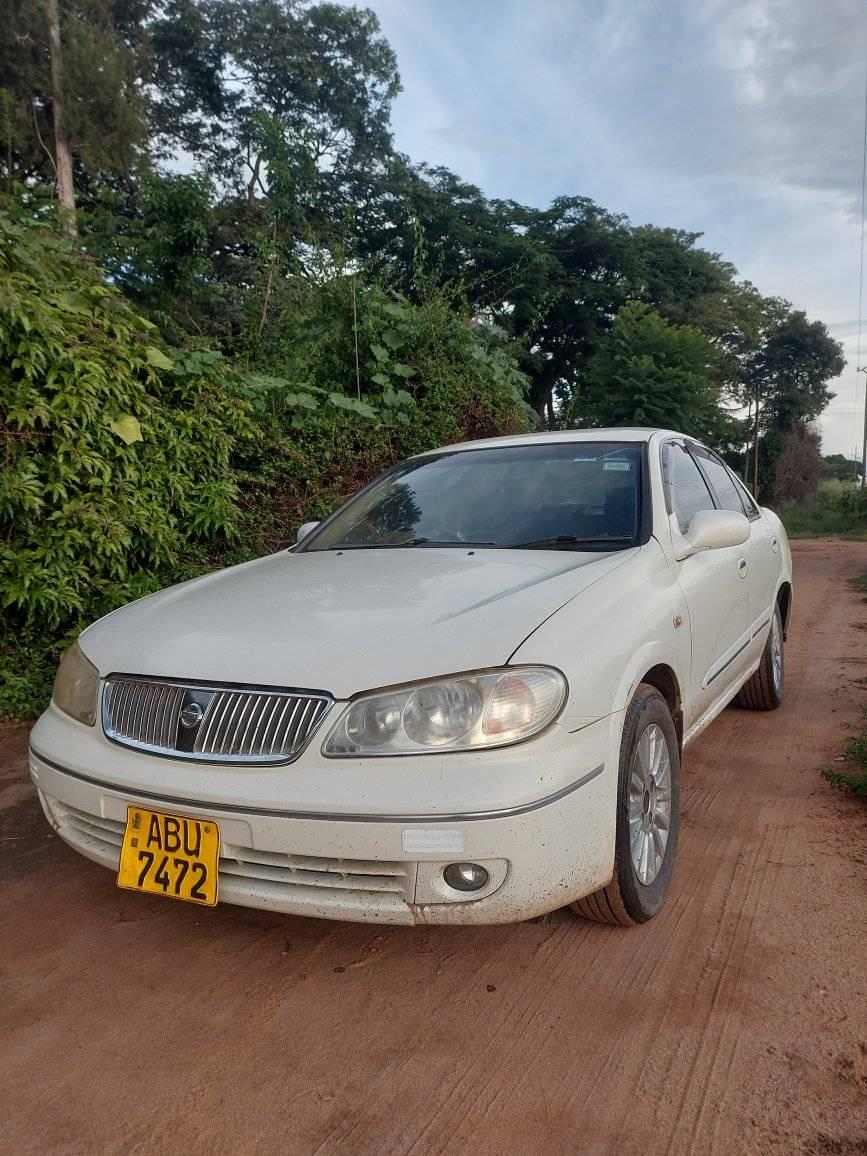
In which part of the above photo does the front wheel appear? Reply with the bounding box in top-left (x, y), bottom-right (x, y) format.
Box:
top-left (572, 684), bottom-right (681, 926)
top-left (735, 604), bottom-right (784, 711)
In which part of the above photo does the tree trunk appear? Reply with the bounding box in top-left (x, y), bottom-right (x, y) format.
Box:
top-left (544, 389), bottom-right (555, 429)
top-left (752, 389), bottom-right (761, 498)
top-left (743, 399), bottom-right (752, 485)
top-left (45, 0), bottom-right (77, 237)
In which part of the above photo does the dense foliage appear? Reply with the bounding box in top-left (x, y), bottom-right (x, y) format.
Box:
top-left (0, 202), bottom-right (531, 716)
top-left (577, 302), bottom-right (724, 440)
top-left (0, 0), bottom-right (850, 717)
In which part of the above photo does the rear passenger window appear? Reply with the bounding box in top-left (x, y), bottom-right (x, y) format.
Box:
top-left (663, 443), bottom-right (714, 533)
top-left (696, 451), bottom-right (750, 516)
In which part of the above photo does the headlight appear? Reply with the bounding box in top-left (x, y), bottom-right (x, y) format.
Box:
top-left (322, 667), bottom-right (567, 756)
top-left (52, 641), bottom-right (99, 726)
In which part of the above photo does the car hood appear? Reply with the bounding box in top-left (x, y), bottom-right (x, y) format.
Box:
top-left (81, 547), bottom-right (633, 699)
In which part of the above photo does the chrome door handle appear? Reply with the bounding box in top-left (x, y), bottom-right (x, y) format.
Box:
top-left (737, 557), bottom-right (748, 578)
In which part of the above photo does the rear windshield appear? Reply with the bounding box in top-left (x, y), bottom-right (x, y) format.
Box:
top-left (303, 441), bottom-right (643, 551)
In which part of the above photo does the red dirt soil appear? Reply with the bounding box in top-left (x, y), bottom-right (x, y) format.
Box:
top-left (1, 538), bottom-right (866, 1155)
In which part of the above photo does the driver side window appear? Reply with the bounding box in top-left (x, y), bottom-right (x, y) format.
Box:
top-left (664, 442), bottom-right (715, 534)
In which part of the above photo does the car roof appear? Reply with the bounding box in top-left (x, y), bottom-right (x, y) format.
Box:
top-left (412, 427), bottom-right (693, 458)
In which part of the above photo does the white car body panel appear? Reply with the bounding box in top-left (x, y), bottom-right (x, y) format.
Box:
top-left (78, 546), bottom-right (632, 698)
top-left (30, 427), bottom-right (793, 925)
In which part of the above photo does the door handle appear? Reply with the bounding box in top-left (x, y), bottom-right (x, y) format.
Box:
top-left (737, 557), bottom-right (748, 578)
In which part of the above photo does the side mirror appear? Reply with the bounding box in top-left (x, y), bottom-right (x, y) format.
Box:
top-left (685, 509), bottom-right (750, 551)
top-left (296, 520), bottom-right (320, 543)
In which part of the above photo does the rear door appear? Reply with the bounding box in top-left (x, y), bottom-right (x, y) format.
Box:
top-left (661, 440), bottom-right (753, 729)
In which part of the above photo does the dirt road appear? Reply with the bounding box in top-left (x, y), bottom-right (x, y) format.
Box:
top-left (1, 539), bottom-right (866, 1156)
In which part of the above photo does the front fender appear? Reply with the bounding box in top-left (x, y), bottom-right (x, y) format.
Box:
top-left (511, 539), bottom-right (691, 733)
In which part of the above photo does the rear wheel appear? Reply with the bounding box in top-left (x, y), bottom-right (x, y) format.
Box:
top-left (735, 604), bottom-right (783, 711)
top-left (572, 684), bottom-right (681, 926)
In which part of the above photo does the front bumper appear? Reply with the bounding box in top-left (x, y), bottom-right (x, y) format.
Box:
top-left (28, 718), bottom-right (620, 926)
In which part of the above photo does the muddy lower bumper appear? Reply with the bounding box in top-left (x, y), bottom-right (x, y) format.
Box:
top-left (29, 745), bottom-right (617, 926)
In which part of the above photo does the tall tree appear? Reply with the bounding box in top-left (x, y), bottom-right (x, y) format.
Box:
top-left (45, 0), bottom-right (76, 233)
top-left (743, 307), bottom-right (844, 495)
top-left (147, 0), bottom-right (400, 205)
top-left (577, 300), bottom-right (722, 439)
top-left (0, 0), bottom-right (150, 202)
top-left (520, 196), bottom-right (638, 423)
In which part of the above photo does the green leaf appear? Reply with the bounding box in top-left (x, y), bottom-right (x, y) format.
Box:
top-left (370, 344), bottom-right (389, 363)
top-left (284, 392), bottom-right (319, 410)
top-left (145, 347), bottom-right (174, 371)
top-left (381, 301), bottom-right (409, 319)
top-left (371, 372), bottom-right (390, 387)
top-left (383, 387), bottom-right (415, 409)
top-left (382, 328), bottom-right (403, 349)
top-left (328, 393), bottom-right (379, 419)
top-left (56, 292), bottom-right (93, 314)
top-left (107, 414), bottom-right (143, 445)
top-left (393, 363), bottom-right (416, 378)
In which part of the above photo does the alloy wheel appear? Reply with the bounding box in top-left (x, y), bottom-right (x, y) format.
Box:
top-left (627, 723), bottom-right (672, 886)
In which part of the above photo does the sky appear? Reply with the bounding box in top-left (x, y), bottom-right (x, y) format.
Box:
top-left (361, 0), bottom-right (867, 457)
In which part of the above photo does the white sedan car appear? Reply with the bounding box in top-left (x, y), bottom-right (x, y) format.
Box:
top-left (30, 428), bottom-right (791, 926)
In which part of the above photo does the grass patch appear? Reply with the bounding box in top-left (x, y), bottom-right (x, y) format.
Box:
top-left (823, 706), bottom-right (867, 798)
top-left (821, 572), bottom-right (867, 798)
top-left (780, 503), bottom-right (867, 539)
top-left (778, 483), bottom-right (867, 539)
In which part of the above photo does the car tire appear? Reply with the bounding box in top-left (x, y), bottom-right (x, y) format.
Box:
top-left (571, 684), bottom-right (681, 926)
top-left (735, 604), bottom-right (784, 711)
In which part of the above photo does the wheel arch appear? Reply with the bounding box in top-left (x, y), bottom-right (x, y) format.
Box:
top-left (637, 663), bottom-right (683, 751)
top-left (613, 643), bottom-right (686, 753)
top-left (776, 581), bottom-right (792, 639)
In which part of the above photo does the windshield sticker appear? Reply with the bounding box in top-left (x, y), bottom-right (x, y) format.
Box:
top-left (603, 461), bottom-right (632, 471)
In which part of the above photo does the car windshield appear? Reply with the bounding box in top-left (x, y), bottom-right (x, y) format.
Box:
top-left (303, 441), bottom-right (643, 551)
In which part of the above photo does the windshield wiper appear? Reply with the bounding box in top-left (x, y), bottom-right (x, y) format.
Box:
top-left (406, 537), bottom-right (497, 547)
top-left (514, 535), bottom-right (635, 550)
top-left (326, 538), bottom-right (497, 550)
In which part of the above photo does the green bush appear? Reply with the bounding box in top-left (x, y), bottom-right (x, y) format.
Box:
top-left (222, 273), bottom-right (535, 557)
top-left (0, 208), bottom-right (534, 720)
top-left (778, 485), bottom-right (867, 539)
top-left (0, 203), bottom-right (253, 714)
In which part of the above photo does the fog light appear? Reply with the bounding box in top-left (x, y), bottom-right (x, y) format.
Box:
top-left (443, 862), bottom-right (489, 892)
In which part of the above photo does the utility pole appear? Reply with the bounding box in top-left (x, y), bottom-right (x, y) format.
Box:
top-left (859, 366), bottom-right (867, 488)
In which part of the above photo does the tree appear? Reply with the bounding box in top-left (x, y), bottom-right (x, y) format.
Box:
top-left (743, 308), bottom-right (845, 495)
top-left (823, 454), bottom-right (861, 483)
top-left (519, 196), bottom-right (638, 424)
top-left (45, 0), bottom-right (76, 233)
top-left (147, 0), bottom-right (400, 208)
top-left (773, 427), bottom-right (823, 504)
top-left (0, 0), bottom-right (150, 201)
top-left (576, 301), bottom-right (721, 438)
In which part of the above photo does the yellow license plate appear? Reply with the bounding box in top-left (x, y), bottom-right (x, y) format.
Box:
top-left (117, 806), bottom-right (219, 906)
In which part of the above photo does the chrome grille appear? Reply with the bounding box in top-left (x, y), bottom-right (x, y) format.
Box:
top-left (102, 677), bottom-right (332, 763)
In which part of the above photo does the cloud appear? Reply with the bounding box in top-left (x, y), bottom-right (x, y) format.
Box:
top-left (364, 0), bottom-right (867, 454)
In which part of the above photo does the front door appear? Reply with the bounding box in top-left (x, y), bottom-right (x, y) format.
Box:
top-left (661, 441), bottom-right (753, 730)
